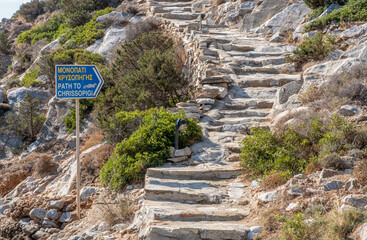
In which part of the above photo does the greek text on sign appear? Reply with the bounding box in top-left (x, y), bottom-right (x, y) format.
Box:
top-left (56, 65), bottom-right (104, 99)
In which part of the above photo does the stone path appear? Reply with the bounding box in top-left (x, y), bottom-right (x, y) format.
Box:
top-left (136, 1), bottom-right (300, 239)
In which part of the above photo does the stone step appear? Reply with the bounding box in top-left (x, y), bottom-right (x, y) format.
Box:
top-left (146, 221), bottom-right (250, 240)
top-left (235, 74), bottom-right (299, 87)
top-left (228, 51), bottom-right (284, 58)
top-left (232, 87), bottom-right (278, 99)
top-left (145, 177), bottom-right (228, 203)
top-left (208, 131), bottom-right (246, 143)
top-left (156, 13), bottom-right (199, 20)
top-left (232, 66), bottom-right (281, 74)
top-left (146, 166), bottom-right (242, 180)
top-left (210, 117), bottom-right (268, 126)
top-left (201, 75), bottom-right (232, 84)
top-left (150, 0), bottom-right (192, 3)
top-left (223, 143), bottom-right (242, 154)
top-left (231, 56), bottom-right (286, 66)
top-left (224, 99), bottom-right (274, 109)
top-left (149, 1), bottom-right (192, 7)
top-left (151, 6), bottom-right (192, 14)
top-left (219, 109), bottom-right (271, 118)
top-left (143, 201), bottom-right (249, 221)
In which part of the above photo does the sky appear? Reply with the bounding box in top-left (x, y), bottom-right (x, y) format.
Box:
top-left (0, 0), bottom-right (30, 20)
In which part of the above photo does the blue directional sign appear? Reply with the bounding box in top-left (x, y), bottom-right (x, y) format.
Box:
top-left (55, 65), bottom-right (104, 99)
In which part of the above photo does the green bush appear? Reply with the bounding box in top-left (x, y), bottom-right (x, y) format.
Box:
top-left (286, 32), bottom-right (335, 66)
top-left (303, 0), bottom-right (347, 9)
top-left (3, 92), bottom-right (46, 142)
top-left (240, 128), bottom-right (311, 177)
top-left (52, 48), bottom-right (105, 65)
top-left (19, 67), bottom-right (41, 87)
top-left (305, 0), bottom-right (367, 31)
top-left (241, 115), bottom-right (367, 178)
top-left (100, 109), bottom-right (202, 190)
top-left (60, 0), bottom-right (109, 27)
top-left (18, 7), bottom-right (113, 47)
top-left (63, 99), bottom-right (94, 133)
top-left (18, 0), bottom-right (45, 22)
top-left (278, 213), bottom-right (310, 240)
top-left (18, 14), bottom-right (67, 45)
top-left (95, 31), bottom-right (190, 129)
top-left (308, 6), bottom-right (327, 20)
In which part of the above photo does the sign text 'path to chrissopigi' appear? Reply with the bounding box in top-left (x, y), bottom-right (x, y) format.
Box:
top-left (55, 65), bottom-right (104, 99)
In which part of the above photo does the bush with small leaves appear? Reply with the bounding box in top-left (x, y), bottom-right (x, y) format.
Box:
top-left (18, 0), bottom-right (45, 22)
top-left (100, 108), bottom-right (202, 190)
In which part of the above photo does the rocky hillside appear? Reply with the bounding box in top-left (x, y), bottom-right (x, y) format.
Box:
top-left (1, 0), bottom-right (367, 239)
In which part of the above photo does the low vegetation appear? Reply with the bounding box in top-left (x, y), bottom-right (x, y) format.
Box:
top-left (275, 209), bottom-right (366, 240)
top-left (286, 32), bottom-right (335, 67)
top-left (3, 92), bottom-right (46, 142)
top-left (304, 0), bottom-right (367, 31)
top-left (100, 109), bottom-right (202, 190)
top-left (303, 0), bottom-right (347, 9)
top-left (240, 114), bottom-right (367, 179)
top-left (19, 67), bottom-right (41, 87)
top-left (95, 31), bottom-right (190, 131)
top-left (0, 32), bottom-right (10, 56)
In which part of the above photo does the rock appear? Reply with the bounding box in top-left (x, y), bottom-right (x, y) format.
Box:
top-left (96, 11), bottom-right (133, 26)
top-left (357, 223), bottom-right (367, 240)
top-left (286, 202), bottom-right (299, 211)
top-left (22, 223), bottom-right (39, 235)
top-left (259, 3), bottom-right (311, 34)
top-left (87, 26), bottom-right (128, 61)
top-left (171, 147), bottom-right (192, 157)
top-left (29, 208), bottom-right (47, 220)
top-left (269, 32), bottom-right (284, 42)
top-left (339, 204), bottom-right (356, 213)
top-left (341, 42), bottom-right (367, 59)
top-left (40, 39), bottom-right (60, 55)
top-left (42, 219), bottom-right (57, 228)
top-left (46, 209), bottom-right (61, 220)
top-left (196, 98), bottom-right (216, 105)
top-left (324, 180), bottom-right (342, 191)
top-left (80, 187), bottom-right (101, 201)
top-left (342, 195), bottom-right (367, 208)
top-left (319, 4), bottom-right (342, 18)
top-left (258, 191), bottom-right (279, 202)
top-left (0, 204), bottom-right (10, 215)
top-left (340, 23), bottom-right (367, 40)
top-left (82, 229), bottom-right (99, 240)
top-left (7, 87), bottom-right (52, 108)
top-left (247, 226), bottom-right (263, 240)
top-left (240, 0), bottom-right (289, 32)
top-left (59, 212), bottom-right (73, 223)
top-left (47, 200), bottom-right (65, 210)
top-left (167, 155), bottom-right (189, 163)
top-left (345, 178), bottom-right (361, 191)
top-left (195, 88), bottom-right (219, 99)
top-left (288, 188), bottom-right (303, 196)
top-left (326, 49), bottom-right (344, 60)
top-left (202, 85), bottom-right (227, 99)
top-left (251, 180), bottom-right (260, 189)
top-left (320, 169), bottom-right (338, 178)
top-left (341, 156), bottom-right (357, 168)
top-left (277, 79), bottom-right (303, 105)
top-left (304, 58), bottom-right (362, 78)
top-left (32, 230), bottom-right (49, 240)
top-left (338, 105), bottom-right (361, 116)
top-left (294, 174), bottom-right (307, 179)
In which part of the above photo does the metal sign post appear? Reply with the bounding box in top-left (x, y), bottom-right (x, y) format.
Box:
top-left (55, 65), bottom-right (104, 220)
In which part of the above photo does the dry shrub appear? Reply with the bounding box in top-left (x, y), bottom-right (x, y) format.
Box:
top-left (101, 195), bottom-right (137, 226)
top-left (0, 171), bottom-right (29, 197)
top-left (298, 83), bottom-right (324, 105)
top-left (81, 130), bottom-right (104, 151)
top-left (33, 153), bottom-right (58, 178)
top-left (261, 172), bottom-right (289, 189)
top-left (213, 0), bottom-right (225, 6)
top-left (319, 153), bottom-right (347, 170)
top-left (305, 160), bottom-right (322, 174)
top-left (125, 17), bottom-right (160, 42)
top-left (354, 158), bottom-right (367, 186)
top-left (81, 144), bottom-right (113, 185)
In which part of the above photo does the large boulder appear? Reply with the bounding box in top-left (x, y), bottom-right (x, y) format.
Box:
top-left (341, 42), bottom-right (367, 59)
top-left (96, 11), bottom-right (133, 26)
top-left (6, 87), bottom-right (52, 108)
top-left (257, 3), bottom-right (311, 35)
top-left (40, 39), bottom-right (60, 55)
top-left (240, 0), bottom-right (289, 32)
top-left (87, 26), bottom-right (128, 61)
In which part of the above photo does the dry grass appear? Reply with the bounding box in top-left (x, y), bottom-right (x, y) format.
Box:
top-left (81, 130), bottom-right (104, 151)
top-left (305, 160), bottom-right (322, 175)
top-left (101, 194), bottom-right (138, 226)
top-left (353, 158), bottom-right (367, 186)
top-left (319, 153), bottom-right (347, 171)
top-left (81, 144), bottom-right (113, 185)
top-left (125, 17), bottom-right (160, 42)
top-left (260, 172), bottom-right (289, 189)
top-left (33, 153), bottom-right (58, 178)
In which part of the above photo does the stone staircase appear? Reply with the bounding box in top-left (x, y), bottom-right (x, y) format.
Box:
top-left (134, 1), bottom-right (301, 239)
